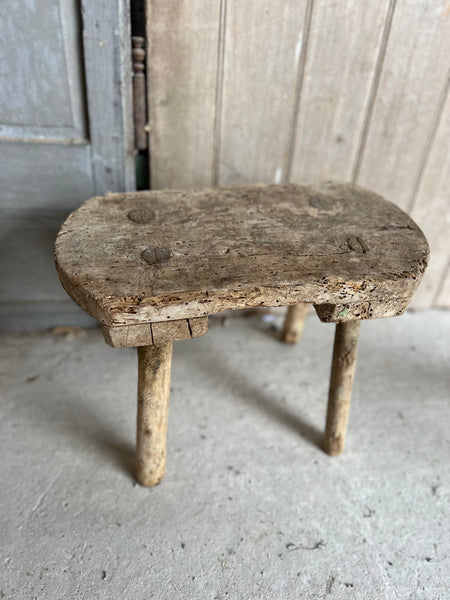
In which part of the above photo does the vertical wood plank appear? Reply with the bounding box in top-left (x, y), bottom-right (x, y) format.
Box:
top-left (289, 0), bottom-right (391, 182)
top-left (218, 0), bottom-right (307, 186)
top-left (146, 1), bottom-right (221, 189)
top-left (82, 0), bottom-right (135, 194)
top-left (410, 83), bottom-right (450, 308)
top-left (434, 263), bottom-right (450, 308)
top-left (356, 0), bottom-right (450, 211)
top-left (145, 0), bottom-right (449, 308)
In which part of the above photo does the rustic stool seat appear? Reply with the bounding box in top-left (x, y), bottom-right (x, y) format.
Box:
top-left (55, 182), bottom-right (429, 486)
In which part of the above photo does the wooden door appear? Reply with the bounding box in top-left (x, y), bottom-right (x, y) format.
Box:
top-left (0, 0), bottom-right (135, 329)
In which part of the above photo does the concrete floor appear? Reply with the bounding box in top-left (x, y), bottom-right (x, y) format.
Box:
top-left (1, 309), bottom-right (449, 599)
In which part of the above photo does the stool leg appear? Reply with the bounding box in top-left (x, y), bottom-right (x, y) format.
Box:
top-left (135, 342), bottom-right (173, 486)
top-left (323, 320), bottom-right (361, 456)
top-left (281, 303), bottom-right (309, 344)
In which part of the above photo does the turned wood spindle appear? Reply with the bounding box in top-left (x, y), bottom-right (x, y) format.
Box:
top-left (132, 36), bottom-right (147, 151)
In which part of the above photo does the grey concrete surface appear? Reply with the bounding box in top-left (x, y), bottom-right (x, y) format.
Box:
top-left (1, 310), bottom-right (449, 600)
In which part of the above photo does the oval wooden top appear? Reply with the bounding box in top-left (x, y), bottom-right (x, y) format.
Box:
top-left (55, 182), bottom-right (429, 326)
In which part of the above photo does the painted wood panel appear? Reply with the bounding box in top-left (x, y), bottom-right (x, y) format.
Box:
top-left (0, 143), bottom-right (93, 211)
top-left (290, 0), bottom-right (392, 183)
top-left (82, 0), bottom-right (135, 194)
top-left (0, 0), bottom-right (134, 330)
top-left (0, 223), bottom-right (75, 303)
top-left (356, 0), bottom-right (450, 211)
top-left (0, 210), bottom-right (96, 329)
top-left (146, 1), bottom-right (221, 189)
top-left (218, 0), bottom-right (307, 186)
top-left (0, 0), bottom-right (87, 141)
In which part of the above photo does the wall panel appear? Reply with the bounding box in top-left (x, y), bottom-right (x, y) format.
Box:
top-left (356, 0), bottom-right (450, 211)
top-left (218, 0), bottom-right (307, 186)
top-left (147, 0), bottom-right (450, 308)
top-left (290, 0), bottom-right (391, 182)
top-left (410, 81), bottom-right (450, 308)
top-left (146, 1), bottom-right (221, 189)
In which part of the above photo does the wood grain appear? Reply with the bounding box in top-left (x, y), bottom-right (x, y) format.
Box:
top-left (281, 303), bottom-right (309, 344)
top-left (435, 263), bottom-right (450, 308)
top-left (356, 0), bottom-right (450, 211)
top-left (136, 342), bottom-right (172, 486)
top-left (289, 0), bottom-right (391, 182)
top-left (145, 0), bottom-right (449, 307)
top-left (102, 316), bottom-right (208, 348)
top-left (146, 0), bottom-right (221, 189)
top-left (81, 0), bottom-right (135, 194)
top-left (323, 321), bottom-right (361, 456)
top-left (409, 81), bottom-right (450, 308)
top-left (218, 0), bottom-right (307, 186)
top-left (102, 317), bottom-right (208, 348)
top-left (55, 182), bottom-right (429, 327)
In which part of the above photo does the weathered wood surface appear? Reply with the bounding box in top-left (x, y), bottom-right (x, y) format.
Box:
top-left (290, 0), bottom-right (391, 183)
top-left (323, 321), bottom-right (361, 456)
top-left (0, 0), bottom-right (135, 332)
top-left (55, 182), bottom-right (429, 327)
top-left (218, 0), bottom-right (307, 185)
top-left (102, 316), bottom-right (208, 348)
top-left (356, 0), bottom-right (450, 211)
top-left (82, 0), bottom-right (135, 194)
top-left (146, 0), bottom-right (221, 189)
top-left (136, 342), bottom-right (172, 486)
top-left (435, 263), bottom-right (450, 308)
top-left (409, 77), bottom-right (450, 308)
top-left (145, 0), bottom-right (449, 308)
top-left (281, 303), bottom-right (309, 344)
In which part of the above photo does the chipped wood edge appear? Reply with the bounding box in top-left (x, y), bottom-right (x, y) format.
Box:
top-left (314, 300), bottom-right (410, 323)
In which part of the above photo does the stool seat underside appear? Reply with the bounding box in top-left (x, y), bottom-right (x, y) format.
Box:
top-left (55, 182), bottom-right (429, 327)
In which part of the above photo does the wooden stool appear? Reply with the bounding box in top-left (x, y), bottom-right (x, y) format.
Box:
top-left (55, 182), bottom-right (429, 486)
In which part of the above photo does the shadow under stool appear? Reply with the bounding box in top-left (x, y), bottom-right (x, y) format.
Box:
top-left (55, 182), bottom-right (429, 486)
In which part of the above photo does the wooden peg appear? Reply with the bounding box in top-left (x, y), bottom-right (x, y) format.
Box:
top-left (135, 342), bottom-right (172, 486)
top-left (323, 320), bottom-right (361, 456)
top-left (281, 303), bottom-right (309, 343)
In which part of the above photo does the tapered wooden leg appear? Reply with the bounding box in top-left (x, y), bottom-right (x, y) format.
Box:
top-left (281, 303), bottom-right (309, 343)
top-left (323, 320), bottom-right (361, 456)
top-left (135, 342), bottom-right (173, 486)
